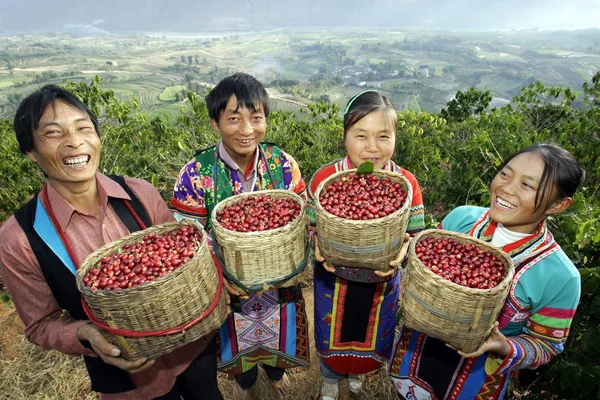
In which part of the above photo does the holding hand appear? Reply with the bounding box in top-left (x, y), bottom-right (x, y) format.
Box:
top-left (76, 323), bottom-right (155, 373)
top-left (313, 233), bottom-right (336, 273)
top-left (454, 322), bottom-right (511, 358)
top-left (375, 233), bottom-right (411, 278)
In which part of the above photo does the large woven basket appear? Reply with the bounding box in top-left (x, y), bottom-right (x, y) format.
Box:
top-left (210, 190), bottom-right (309, 295)
top-left (313, 169), bottom-right (413, 271)
top-left (75, 219), bottom-right (228, 360)
top-left (401, 229), bottom-right (514, 353)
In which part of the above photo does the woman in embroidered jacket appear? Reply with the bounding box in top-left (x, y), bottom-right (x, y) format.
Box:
top-left (308, 91), bottom-right (425, 400)
top-left (389, 144), bottom-right (585, 400)
top-left (170, 73), bottom-right (308, 399)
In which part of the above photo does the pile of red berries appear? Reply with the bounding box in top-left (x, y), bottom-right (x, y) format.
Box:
top-left (415, 237), bottom-right (508, 289)
top-left (216, 194), bottom-right (301, 232)
top-left (83, 225), bottom-right (201, 291)
top-left (319, 173), bottom-right (407, 220)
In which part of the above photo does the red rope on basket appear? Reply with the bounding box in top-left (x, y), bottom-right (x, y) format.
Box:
top-left (81, 245), bottom-right (224, 337)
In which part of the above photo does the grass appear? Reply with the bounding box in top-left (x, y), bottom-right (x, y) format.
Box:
top-left (0, 287), bottom-right (398, 400)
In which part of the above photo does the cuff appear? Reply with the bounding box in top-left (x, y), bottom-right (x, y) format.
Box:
top-left (485, 338), bottom-right (520, 375)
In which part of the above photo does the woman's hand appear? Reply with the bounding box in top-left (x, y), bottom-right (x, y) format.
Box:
top-left (455, 322), bottom-right (511, 358)
top-left (375, 233), bottom-right (410, 278)
top-left (313, 233), bottom-right (336, 273)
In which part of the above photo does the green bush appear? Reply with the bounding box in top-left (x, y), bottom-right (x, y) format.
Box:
top-left (0, 75), bottom-right (598, 399)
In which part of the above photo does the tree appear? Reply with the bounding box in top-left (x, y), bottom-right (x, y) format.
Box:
top-left (440, 88), bottom-right (492, 122)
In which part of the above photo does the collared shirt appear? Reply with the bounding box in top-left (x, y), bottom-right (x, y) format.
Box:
top-left (0, 172), bottom-right (213, 400)
top-left (217, 141), bottom-right (260, 193)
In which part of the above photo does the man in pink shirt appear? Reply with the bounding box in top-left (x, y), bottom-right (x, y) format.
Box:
top-left (0, 85), bottom-right (222, 399)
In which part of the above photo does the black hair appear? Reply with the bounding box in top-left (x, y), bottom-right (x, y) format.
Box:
top-left (498, 144), bottom-right (585, 211)
top-left (13, 84), bottom-right (100, 154)
top-left (343, 91), bottom-right (397, 136)
top-left (205, 73), bottom-right (270, 123)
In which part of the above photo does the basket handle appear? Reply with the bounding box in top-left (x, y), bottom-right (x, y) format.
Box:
top-left (210, 230), bottom-right (310, 293)
top-left (81, 252), bottom-right (224, 338)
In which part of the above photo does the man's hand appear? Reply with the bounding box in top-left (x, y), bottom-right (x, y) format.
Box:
top-left (76, 323), bottom-right (155, 373)
top-left (313, 233), bottom-right (336, 273)
top-left (454, 322), bottom-right (511, 358)
top-left (375, 233), bottom-right (410, 278)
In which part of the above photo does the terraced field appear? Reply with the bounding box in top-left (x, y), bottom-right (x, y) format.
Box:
top-left (0, 29), bottom-right (598, 118)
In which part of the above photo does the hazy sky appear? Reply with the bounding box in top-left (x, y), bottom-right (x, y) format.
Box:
top-left (0, 0), bottom-right (599, 33)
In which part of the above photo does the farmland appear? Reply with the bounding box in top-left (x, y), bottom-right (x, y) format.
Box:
top-left (0, 28), bottom-right (599, 119)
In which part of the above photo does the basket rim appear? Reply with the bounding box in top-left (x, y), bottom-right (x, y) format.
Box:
top-left (80, 256), bottom-right (224, 337)
top-left (75, 219), bottom-right (206, 294)
top-left (210, 189), bottom-right (306, 237)
top-left (407, 228), bottom-right (515, 295)
top-left (313, 168), bottom-right (413, 225)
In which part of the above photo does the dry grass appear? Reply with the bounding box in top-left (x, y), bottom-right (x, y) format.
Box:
top-left (0, 303), bottom-right (97, 400)
top-left (0, 275), bottom-right (397, 400)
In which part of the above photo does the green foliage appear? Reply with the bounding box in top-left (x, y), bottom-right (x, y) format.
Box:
top-left (440, 88), bottom-right (492, 122)
top-left (356, 161), bottom-right (375, 175)
top-left (0, 74), bottom-right (599, 399)
top-left (0, 119), bottom-right (42, 221)
top-left (266, 102), bottom-right (344, 180)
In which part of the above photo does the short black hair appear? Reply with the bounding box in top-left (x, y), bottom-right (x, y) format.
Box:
top-left (499, 143), bottom-right (585, 211)
top-left (13, 84), bottom-right (100, 154)
top-left (205, 73), bottom-right (270, 123)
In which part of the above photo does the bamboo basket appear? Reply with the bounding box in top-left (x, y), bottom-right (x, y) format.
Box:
top-left (401, 229), bottom-right (514, 353)
top-left (210, 190), bottom-right (309, 295)
top-left (75, 219), bottom-right (228, 360)
top-left (313, 169), bottom-right (413, 271)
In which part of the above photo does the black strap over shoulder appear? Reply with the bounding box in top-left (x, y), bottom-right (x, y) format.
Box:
top-left (14, 195), bottom-right (86, 318)
top-left (107, 175), bottom-right (151, 230)
top-left (11, 175), bottom-right (155, 394)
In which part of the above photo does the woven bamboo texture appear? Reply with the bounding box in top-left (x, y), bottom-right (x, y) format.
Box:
top-left (401, 229), bottom-right (515, 353)
top-left (75, 219), bottom-right (228, 360)
top-left (211, 190), bottom-right (309, 295)
top-left (313, 169), bottom-right (413, 271)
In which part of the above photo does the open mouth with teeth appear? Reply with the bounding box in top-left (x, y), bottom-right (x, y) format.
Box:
top-left (495, 196), bottom-right (516, 210)
top-left (63, 155), bottom-right (90, 168)
top-left (236, 139), bottom-right (254, 144)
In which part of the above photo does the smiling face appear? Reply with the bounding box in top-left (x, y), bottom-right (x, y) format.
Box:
top-left (344, 109), bottom-right (396, 170)
top-left (212, 95), bottom-right (266, 169)
top-left (489, 152), bottom-right (558, 234)
top-left (26, 100), bottom-right (100, 192)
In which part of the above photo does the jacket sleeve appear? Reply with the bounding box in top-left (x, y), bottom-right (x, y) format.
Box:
top-left (170, 158), bottom-right (209, 228)
top-left (490, 274), bottom-right (580, 374)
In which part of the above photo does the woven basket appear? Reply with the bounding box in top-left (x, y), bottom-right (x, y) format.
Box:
top-left (210, 190), bottom-right (309, 295)
top-left (401, 229), bottom-right (514, 353)
top-left (313, 169), bottom-right (413, 271)
top-left (75, 219), bottom-right (228, 360)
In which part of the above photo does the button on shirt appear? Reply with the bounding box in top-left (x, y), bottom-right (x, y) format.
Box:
top-left (0, 173), bottom-right (214, 400)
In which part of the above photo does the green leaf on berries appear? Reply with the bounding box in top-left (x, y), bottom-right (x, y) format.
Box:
top-left (357, 161), bottom-right (375, 175)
